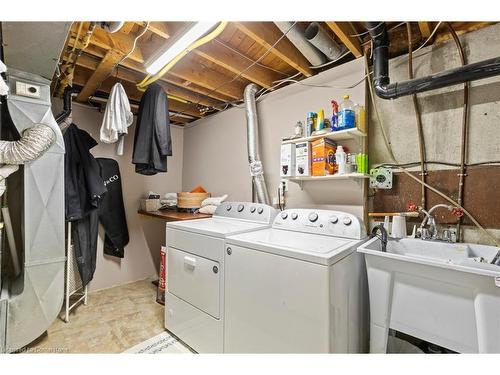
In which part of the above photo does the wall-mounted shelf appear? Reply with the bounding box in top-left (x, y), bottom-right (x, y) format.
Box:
top-left (281, 127), bottom-right (367, 145)
top-left (284, 173), bottom-right (370, 189)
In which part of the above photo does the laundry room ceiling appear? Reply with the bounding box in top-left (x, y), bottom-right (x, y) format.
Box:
top-left (52, 21), bottom-right (495, 125)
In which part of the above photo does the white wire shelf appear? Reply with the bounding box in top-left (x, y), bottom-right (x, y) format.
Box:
top-left (284, 173), bottom-right (370, 182)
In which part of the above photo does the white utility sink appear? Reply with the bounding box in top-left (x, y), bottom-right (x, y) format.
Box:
top-left (358, 237), bottom-right (500, 353)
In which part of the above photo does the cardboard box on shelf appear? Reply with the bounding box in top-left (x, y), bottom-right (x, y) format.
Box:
top-left (295, 142), bottom-right (311, 177)
top-left (280, 143), bottom-right (295, 177)
top-left (311, 138), bottom-right (337, 176)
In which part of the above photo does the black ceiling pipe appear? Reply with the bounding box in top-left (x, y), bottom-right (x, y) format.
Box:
top-left (55, 86), bottom-right (73, 124)
top-left (365, 21), bottom-right (500, 99)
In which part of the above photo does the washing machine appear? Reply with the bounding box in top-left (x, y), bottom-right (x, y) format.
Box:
top-left (224, 208), bottom-right (370, 353)
top-left (165, 201), bottom-right (277, 353)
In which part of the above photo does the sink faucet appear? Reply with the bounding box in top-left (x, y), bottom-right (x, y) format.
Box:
top-left (372, 224), bottom-right (388, 252)
top-left (418, 204), bottom-right (454, 240)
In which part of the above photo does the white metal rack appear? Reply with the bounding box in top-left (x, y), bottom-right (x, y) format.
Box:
top-left (63, 221), bottom-right (88, 323)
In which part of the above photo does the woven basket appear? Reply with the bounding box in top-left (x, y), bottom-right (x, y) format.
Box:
top-left (177, 192), bottom-right (210, 209)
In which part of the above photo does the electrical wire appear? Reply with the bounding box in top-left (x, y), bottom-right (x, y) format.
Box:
top-left (349, 22), bottom-right (384, 37)
top-left (89, 22), bottom-right (150, 101)
top-left (170, 21), bottom-right (299, 121)
top-left (213, 38), bottom-right (289, 76)
top-left (412, 21), bottom-right (443, 55)
top-left (364, 54), bottom-right (500, 249)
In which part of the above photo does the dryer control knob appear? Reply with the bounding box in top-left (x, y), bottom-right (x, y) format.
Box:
top-left (308, 212), bottom-right (319, 222)
top-left (342, 217), bottom-right (352, 225)
top-left (257, 207), bottom-right (264, 214)
top-left (330, 215), bottom-right (338, 224)
top-left (237, 204), bottom-right (244, 212)
top-left (250, 206), bottom-right (256, 213)
top-left (291, 212), bottom-right (298, 220)
top-left (226, 205), bottom-right (232, 211)
top-left (281, 212), bottom-right (288, 220)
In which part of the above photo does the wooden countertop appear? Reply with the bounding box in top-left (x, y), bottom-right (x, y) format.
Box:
top-left (137, 209), bottom-right (212, 222)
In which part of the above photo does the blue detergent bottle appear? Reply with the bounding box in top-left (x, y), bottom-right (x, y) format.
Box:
top-left (338, 94), bottom-right (355, 130)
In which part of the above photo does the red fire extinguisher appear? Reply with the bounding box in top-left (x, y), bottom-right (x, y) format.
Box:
top-left (157, 246), bottom-right (166, 305)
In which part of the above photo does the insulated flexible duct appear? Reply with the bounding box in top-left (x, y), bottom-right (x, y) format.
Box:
top-left (274, 22), bottom-right (327, 66)
top-left (244, 84), bottom-right (270, 205)
top-left (0, 124), bottom-right (55, 164)
top-left (304, 22), bottom-right (345, 61)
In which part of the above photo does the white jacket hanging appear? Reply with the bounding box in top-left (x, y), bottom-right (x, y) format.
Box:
top-left (99, 82), bottom-right (133, 156)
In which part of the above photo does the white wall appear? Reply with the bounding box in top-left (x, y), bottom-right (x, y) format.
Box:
top-left (182, 58), bottom-right (367, 218)
top-left (53, 100), bottom-right (184, 291)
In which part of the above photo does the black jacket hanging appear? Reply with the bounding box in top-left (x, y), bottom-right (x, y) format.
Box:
top-left (132, 82), bottom-right (172, 175)
top-left (63, 123), bottom-right (106, 286)
top-left (96, 158), bottom-right (129, 258)
top-left (64, 123), bottom-right (107, 221)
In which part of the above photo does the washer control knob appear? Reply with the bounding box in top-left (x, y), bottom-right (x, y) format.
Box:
top-left (257, 207), bottom-right (264, 214)
top-left (342, 216), bottom-right (352, 226)
top-left (281, 212), bottom-right (288, 220)
top-left (250, 206), bottom-right (256, 213)
top-left (308, 212), bottom-right (319, 222)
top-left (226, 205), bottom-right (232, 211)
top-left (291, 212), bottom-right (298, 220)
top-left (330, 215), bottom-right (338, 224)
top-left (237, 204), bottom-right (244, 212)
top-left (226, 247), bottom-right (232, 255)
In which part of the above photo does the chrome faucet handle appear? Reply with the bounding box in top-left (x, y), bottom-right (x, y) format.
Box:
top-left (420, 228), bottom-right (431, 240)
top-left (442, 229), bottom-right (451, 242)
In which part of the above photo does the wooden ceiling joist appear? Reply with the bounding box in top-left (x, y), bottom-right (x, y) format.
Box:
top-left (75, 49), bottom-right (126, 102)
top-left (325, 22), bottom-right (363, 58)
top-left (168, 54), bottom-right (247, 100)
top-left (74, 70), bottom-right (203, 119)
top-left (234, 22), bottom-right (313, 77)
top-left (138, 21), bottom-right (171, 39)
top-left (74, 53), bottom-right (225, 110)
top-left (418, 22), bottom-right (432, 37)
top-left (193, 41), bottom-right (282, 88)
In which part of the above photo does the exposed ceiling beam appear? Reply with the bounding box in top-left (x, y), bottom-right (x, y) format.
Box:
top-left (193, 41), bottom-right (282, 88)
top-left (325, 22), bottom-right (363, 58)
top-left (75, 49), bottom-right (126, 102)
top-left (168, 54), bottom-right (247, 100)
top-left (74, 53), bottom-right (225, 110)
top-left (418, 22), bottom-right (432, 37)
top-left (69, 41), bottom-right (236, 103)
top-left (73, 69), bottom-right (203, 118)
top-left (137, 21), bottom-right (171, 39)
top-left (234, 22), bottom-right (313, 77)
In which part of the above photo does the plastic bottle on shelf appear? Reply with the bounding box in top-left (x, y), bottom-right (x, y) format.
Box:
top-left (335, 145), bottom-right (347, 175)
top-left (354, 104), bottom-right (365, 131)
top-left (331, 100), bottom-right (339, 131)
top-left (338, 94), bottom-right (355, 130)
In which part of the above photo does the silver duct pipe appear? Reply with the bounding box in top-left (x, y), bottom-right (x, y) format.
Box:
top-left (305, 22), bottom-right (345, 61)
top-left (244, 84), bottom-right (270, 205)
top-left (274, 22), bottom-right (327, 67)
top-left (1, 70), bottom-right (65, 352)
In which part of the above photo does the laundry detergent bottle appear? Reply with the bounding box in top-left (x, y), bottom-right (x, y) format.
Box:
top-left (338, 94), bottom-right (355, 130)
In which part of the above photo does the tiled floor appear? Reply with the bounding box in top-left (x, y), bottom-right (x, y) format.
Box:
top-left (27, 279), bottom-right (165, 353)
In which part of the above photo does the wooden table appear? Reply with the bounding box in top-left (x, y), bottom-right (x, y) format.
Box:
top-left (137, 209), bottom-right (212, 221)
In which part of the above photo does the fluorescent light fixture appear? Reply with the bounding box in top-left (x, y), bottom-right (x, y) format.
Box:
top-left (145, 22), bottom-right (218, 75)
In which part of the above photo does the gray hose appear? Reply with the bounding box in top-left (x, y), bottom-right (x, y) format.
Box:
top-left (0, 124), bottom-right (55, 164)
top-left (244, 84), bottom-right (270, 205)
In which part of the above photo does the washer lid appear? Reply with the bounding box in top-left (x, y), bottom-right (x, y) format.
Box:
top-left (226, 228), bottom-right (364, 265)
top-left (167, 218), bottom-right (271, 238)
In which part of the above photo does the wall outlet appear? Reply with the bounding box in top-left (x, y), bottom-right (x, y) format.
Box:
top-left (370, 167), bottom-right (393, 189)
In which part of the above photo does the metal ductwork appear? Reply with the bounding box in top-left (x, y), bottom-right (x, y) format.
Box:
top-left (274, 22), bottom-right (327, 67)
top-left (244, 84), bottom-right (270, 205)
top-left (0, 70), bottom-right (65, 353)
top-left (365, 21), bottom-right (500, 99)
top-left (304, 22), bottom-right (345, 61)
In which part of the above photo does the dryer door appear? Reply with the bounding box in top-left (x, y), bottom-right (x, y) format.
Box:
top-left (168, 247), bottom-right (221, 319)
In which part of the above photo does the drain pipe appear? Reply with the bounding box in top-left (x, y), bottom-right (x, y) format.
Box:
top-left (304, 22), bottom-right (345, 61)
top-left (244, 84), bottom-right (270, 205)
top-left (365, 22), bottom-right (500, 99)
top-left (274, 22), bottom-right (327, 67)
